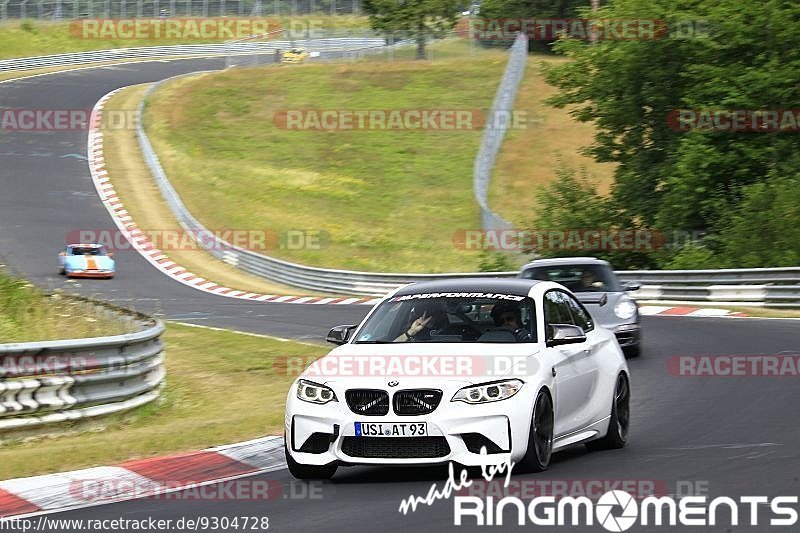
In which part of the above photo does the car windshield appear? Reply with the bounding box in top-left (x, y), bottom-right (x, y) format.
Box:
top-left (70, 246), bottom-right (106, 256)
top-left (521, 264), bottom-right (620, 293)
top-left (353, 294), bottom-right (537, 343)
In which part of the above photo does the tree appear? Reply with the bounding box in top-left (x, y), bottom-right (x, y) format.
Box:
top-left (529, 168), bottom-right (658, 269)
top-left (542, 0), bottom-right (800, 267)
top-left (478, 0), bottom-right (598, 51)
top-left (363, 0), bottom-right (462, 59)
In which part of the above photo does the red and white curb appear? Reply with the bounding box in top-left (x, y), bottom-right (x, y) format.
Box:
top-left (0, 436), bottom-right (286, 519)
top-left (639, 305), bottom-right (748, 317)
top-left (87, 89), bottom-right (380, 306)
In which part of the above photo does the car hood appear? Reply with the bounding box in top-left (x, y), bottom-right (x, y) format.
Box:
top-left (574, 291), bottom-right (636, 327)
top-left (64, 256), bottom-right (114, 269)
top-left (301, 342), bottom-right (542, 387)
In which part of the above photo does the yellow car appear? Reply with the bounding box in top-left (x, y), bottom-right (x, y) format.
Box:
top-left (281, 48), bottom-right (310, 64)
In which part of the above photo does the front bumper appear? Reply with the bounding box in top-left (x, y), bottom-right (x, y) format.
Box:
top-left (612, 323), bottom-right (640, 348)
top-left (67, 270), bottom-right (114, 278)
top-left (285, 386), bottom-right (533, 467)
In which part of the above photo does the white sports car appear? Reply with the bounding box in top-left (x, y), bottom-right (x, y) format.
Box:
top-left (284, 278), bottom-right (630, 479)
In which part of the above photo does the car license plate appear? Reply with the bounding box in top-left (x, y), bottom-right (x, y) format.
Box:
top-left (354, 422), bottom-right (427, 437)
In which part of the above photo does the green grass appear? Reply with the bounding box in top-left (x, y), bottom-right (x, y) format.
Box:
top-left (145, 39), bottom-right (509, 272)
top-left (0, 270), bottom-right (133, 342)
top-left (0, 16), bottom-right (371, 60)
top-left (0, 322), bottom-right (327, 480)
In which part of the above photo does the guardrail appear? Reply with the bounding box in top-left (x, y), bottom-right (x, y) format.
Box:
top-left (0, 35), bottom-right (388, 72)
top-left (128, 41), bottom-right (800, 307)
top-left (0, 0), bottom-right (363, 21)
top-left (473, 33), bottom-right (526, 230)
top-left (134, 39), bottom-right (526, 296)
top-left (617, 268), bottom-right (800, 308)
top-left (0, 298), bottom-right (165, 432)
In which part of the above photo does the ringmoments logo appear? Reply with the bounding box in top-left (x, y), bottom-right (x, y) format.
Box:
top-left (453, 491), bottom-right (799, 528)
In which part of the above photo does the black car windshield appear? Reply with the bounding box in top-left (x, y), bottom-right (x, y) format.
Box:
top-left (353, 294), bottom-right (537, 343)
top-left (70, 246), bottom-right (106, 256)
top-left (521, 264), bottom-right (620, 293)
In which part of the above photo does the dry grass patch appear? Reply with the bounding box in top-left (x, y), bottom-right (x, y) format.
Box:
top-left (489, 55), bottom-right (616, 226)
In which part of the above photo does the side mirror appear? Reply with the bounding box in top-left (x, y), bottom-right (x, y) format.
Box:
top-left (326, 324), bottom-right (357, 345)
top-left (107, 252), bottom-right (115, 259)
top-left (623, 281), bottom-right (642, 291)
top-left (546, 324), bottom-right (587, 347)
top-left (58, 251), bottom-right (66, 256)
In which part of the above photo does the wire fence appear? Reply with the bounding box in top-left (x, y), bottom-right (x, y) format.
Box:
top-left (0, 0), bottom-right (362, 20)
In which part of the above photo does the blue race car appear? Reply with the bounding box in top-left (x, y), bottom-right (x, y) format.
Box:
top-left (58, 243), bottom-right (115, 279)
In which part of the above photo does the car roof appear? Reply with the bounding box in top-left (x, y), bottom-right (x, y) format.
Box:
top-left (67, 243), bottom-right (102, 247)
top-left (393, 277), bottom-right (540, 297)
top-left (521, 257), bottom-right (611, 269)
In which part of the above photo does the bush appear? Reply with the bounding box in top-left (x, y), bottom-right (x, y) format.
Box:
top-left (662, 242), bottom-right (723, 270)
top-left (715, 174), bottom-right (800, 268)
top-left (529, 167), bottom-right (658, 269)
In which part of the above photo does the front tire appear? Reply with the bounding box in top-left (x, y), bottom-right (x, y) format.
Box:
top-left (587, 373), bottom-right (629, 451)
top-left (517, 389), bottom-right (554, 473)
top-left (285, 445), bottom-right (337, 480)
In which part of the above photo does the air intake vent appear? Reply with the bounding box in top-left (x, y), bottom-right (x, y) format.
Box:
top-left (297, 432), bottom-right (332, 454)
top-left (345, 389), bottom-right (389, 416)
top-left (341, 437), bottom-right (450, 458)
top-left (393, 389), bottom-right (442, 415)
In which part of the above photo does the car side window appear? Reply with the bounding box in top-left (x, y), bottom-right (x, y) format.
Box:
top-left (563, 293), bottom-right (595, 332)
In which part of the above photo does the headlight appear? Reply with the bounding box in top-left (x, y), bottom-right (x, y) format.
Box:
top-left (296, 379), bottom-right (337, 404)
top-left (614, 298), bottom-right (637, 320)
top-left (452, 379), bottom-right (523, 404)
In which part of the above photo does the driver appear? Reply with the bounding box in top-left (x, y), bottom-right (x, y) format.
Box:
top-left (580, 269), bottom-right (599, 290)
top-left (490, 302), bottom-right (531, 341)
top-left (491, 302), bottom-right (522, 330)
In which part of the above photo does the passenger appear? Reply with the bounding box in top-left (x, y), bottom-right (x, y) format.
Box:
top-left (395, 303), bottom-right (448, 342)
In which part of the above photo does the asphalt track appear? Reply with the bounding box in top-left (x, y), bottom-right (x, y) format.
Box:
top-left (0, 58), bottom-right (367, 341)
top-left (2, 59), bottom-right (799, 532)
top-left (37, 317), bottom-right (800, 532)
